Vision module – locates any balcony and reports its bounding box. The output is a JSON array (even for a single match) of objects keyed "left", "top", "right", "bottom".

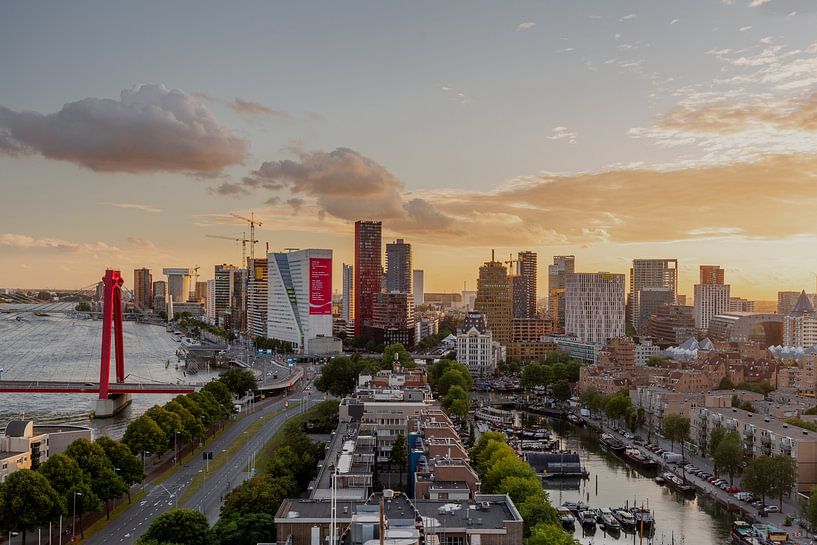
[{"left": 743, "top": 428, "right": 754, "bottom": 438}]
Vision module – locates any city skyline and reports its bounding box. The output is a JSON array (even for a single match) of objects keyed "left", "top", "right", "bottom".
[{"left": 3, "top": 1, "right": 817, "bottom": 298}]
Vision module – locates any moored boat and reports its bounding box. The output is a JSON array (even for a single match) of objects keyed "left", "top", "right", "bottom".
[
  {"left": 623, "top": 447, "right": 657, "bottom": 468},
  {"left": 595, "top": 507, "right": 621, "bottom": 531},
  {"left": 556, "top": 506, "right": 576, "bottom": 529},
  {"left": 599, "top": 433, "right": 625, "bottom": 453},
  {"left": 661, "top": 471, "right": 696, "bottom": 496},
  {"left": 629, "top": 506, "right": 655, "bottom": 531},
  {"left": 578, "top": 510, "right": 597, "bottom": 528},
  {"left": 612, "top": 508, "right": 636, "bottom": 530}
]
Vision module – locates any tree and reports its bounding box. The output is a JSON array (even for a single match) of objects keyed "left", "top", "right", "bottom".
[
  {"left": 201, "top": 380, "right": 235, "bottom": 414},
  {"left": 495, "top": 476, "right": 543, "bottom": 507},
  {"left": 471, "top": 431, "right": 506, "bottom": 466},
  {"left": 708, "top": 426, "right": 727, "bottom": 457},
  {"left": 212, "top": 512, "right": 276, "bottom": 545},
  {"left": 75, "top": 302, "right": 91, "bottom": 312},
  {"left": 521, "top": 363, "right": 553, "bottom": 388},
  {"left": 662, "top": 415, "right": 690, "bottom": 455},
  {"left": 646, "top": 355, "right": 666, "bottom": 367},
  {"left": 221, "top": 475, "right": 297, "bottom": 519},
  {"left": 803, "top": 485, "right": 817, "bottom": 531},
  {"left": 145, "top": 405, "right": 185, "bottom": 454},
  {"left": 483, "top": 456, "right": 537, "bottom": 492},
  {"left": 552, "top": 379, "right": 572, "bottom": 402},
  {"left": 315, "top": 356, "right": 381, "bottom": 397},
  {"left": 743, "top": 456, "right": 776, "bottom": 507},
  {"left": 123, "top": 415, "right": 166, "bottom": 458},
  {"left": 38, "top": 453, "right": 100, "bottom": 537},
  {"left": 713, "top": 431, "right": 743, "bottom": 485},
  {"left": 166, "top": 399, "right": 204, "bottom": 448},
  {"left": 770, "top": 455, "right": 798, "bottom": 509},
  {"left": 218, "top": 368, "right": 258, "bottom": 398},
  {"left": 96, "top": 436, "right": 144, "bottom": 503},
  {"left": 0, "top": 470, "right": 65, "bottom": 544},
  {"left": 525, "top": 522, "right": 576, "bottom": 545},
  {"left": 95, "top": 467, "right": 126, "bottom": 519},
  {"left": 138, "top": 509, "right": 213, "bottom": 545},
  {"left": 383, "top": 343, "right": 415, "bottom": 368},
  {"left": 718, "top": 377, "right": 735, "bottom": 390},
  {"left": 475, "top": 440, "right": 516, "bottom": 477},
  {"left": 390, "top": 433, "right": 407, "bottom": 487},
  {"left": 518, "top": 500, "right": 561, "bottom": 537},
  {"left": 65, "top": 438, "right": 110, "bottom": 478},
  {"left": 604, "top": 394, "right": 630, "bottom": 425}
]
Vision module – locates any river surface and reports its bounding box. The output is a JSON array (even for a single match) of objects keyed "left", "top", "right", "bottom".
[
  {"left": 540, "top": 416, "right": 734, "bottom": 545},
  {"left": 0, "top": 311, "right": 221, "bottom": 438}
]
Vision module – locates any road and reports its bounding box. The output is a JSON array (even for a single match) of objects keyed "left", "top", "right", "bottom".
[{"left": 88, "top": 366, "right": 318, "bottom": 544}]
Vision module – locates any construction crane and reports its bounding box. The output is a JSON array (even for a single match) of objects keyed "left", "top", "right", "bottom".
[
  {"left": 205, "top": 233, "right": 254, "bottom": 266},
  {"left": 505, "top": 253, "right": 518, "bottom": 276},
  {"left": 230, "top": 212, "right": 263, "bottom": 265},
  {"left": 191, "top": 265, "right": 201, "bottom": 300}
]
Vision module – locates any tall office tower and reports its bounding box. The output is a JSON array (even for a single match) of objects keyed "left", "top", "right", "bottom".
[
  {"left": 341, "top": 264, "right": 354, "bottom": 322},
  {"left": 372, "top": 291, "right": 415, "bottom": 348},
  {"left": 152, "top": 280, "right": 167, "bottom": 312},
  {"left": 694, "top": 265, "right": 731, "bottom": 330},
  {"left": 133, "top": 268, "right": 153, "bottom": 309},
  {"left": 267, "top": 249, "right": 333, "bottom": 353},
  {"left": 214, "top": 264, "right": 237, "bottom": 329},
  {"left": 565, "top": 272, "right": 626, "bottom": 344},
  {"left": 354, "top": 220, "right": 382, "bottom": 337},
  {"left": 162, "top": 268, "right": 194, "bottom": 303},
  {"left": 699, "top": 265, "right": 725, "bottom": 285},
  {"left": 474, "top": 251, "right": 512, "bottom": 346},
  {"left": 629, "top": 259, "right": 678, "bottom": 331},
  {"left": 193, "top": 281, "right": 207, "bottom": 303},
  {"left": 247, "top": 258, "right": 268, "bottom": 339},
  {"left": 385, "top": 239, "right": 412, "bottom": 293},
  {"left": 512, "top": 276, "right": 531, "bottom": 319},
  {"left": 413, "top": 270, "right": 424, "bottom": 306},
  {"left": 205, "top": 280, "right": 216, "bottom": 324},
  {"left": 547, "top": 255, "right": 575, "bottom": 329},
  {"left": 229, "top": 268, "right": 248, "bottom": 334},
  {"left": 638, "top": 287, "right": 674, "bottom": 332},
  {"left": 517, "top": 251, "right": 537, "bottom": 318}
]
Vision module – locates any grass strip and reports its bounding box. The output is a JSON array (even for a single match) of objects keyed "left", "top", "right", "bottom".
[{"left": 178, "top": 401, "right": 304, "bottom": 504}]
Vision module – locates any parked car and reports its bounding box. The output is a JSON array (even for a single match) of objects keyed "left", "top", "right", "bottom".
[
  {"left": 764, "top": 505, "right": 780, "bottom": 513},
  {"left": 726, "top": 486, "right": 740, "bottom": 494}
]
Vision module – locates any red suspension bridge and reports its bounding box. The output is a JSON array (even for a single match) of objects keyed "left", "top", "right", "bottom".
[{"left": 0, "top": 269, "right": 199, "bottom": 416}]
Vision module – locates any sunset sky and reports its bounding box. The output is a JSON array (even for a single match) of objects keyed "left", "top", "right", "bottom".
[{"left": 2, "top": 1, "right": 817, "bottom": 300}]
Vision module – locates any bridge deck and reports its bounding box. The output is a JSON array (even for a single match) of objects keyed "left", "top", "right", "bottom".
[{"left": 0, "top": 380, "right": 199, "bottom": 395}]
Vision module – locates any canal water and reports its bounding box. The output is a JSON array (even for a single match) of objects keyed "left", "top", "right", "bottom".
[
  {"left": 540, "top": 415, "right": 734, "bottom": 545},
  {"left": 0, "top": 312, "right": 221, "bottom": 438}
]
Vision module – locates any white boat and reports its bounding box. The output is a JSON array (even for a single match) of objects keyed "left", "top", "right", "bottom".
[{"left": 474, "top": 406, "right": 514, "bottom": 425}]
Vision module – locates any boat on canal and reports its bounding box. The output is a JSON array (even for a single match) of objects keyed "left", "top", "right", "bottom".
[
  {"left": 556, "top": 506, "right": 576, "bottom": 529},
  {"left": 595, "top": 507, "right": 622, "bottom": 532},
  {"left": 660, "top": 471, "right": 696, "bottom": 496},
  {"left": 623, "top": 446, "right": 658, "bottom": 469},
  {"left": 612, "top": 507, "right": 636, "bottom": 530},
  {"left": 561, "top": 500, "right": 588, "bottom": 515},
  {"left": 599, "top": 433, "right": 626, "bottom": 453},
  {"left": 577, "top": 510, "right": 597, "bottom": 529},
  {"left": 629, "top": 506, "right": 655, "bottom": 531}
]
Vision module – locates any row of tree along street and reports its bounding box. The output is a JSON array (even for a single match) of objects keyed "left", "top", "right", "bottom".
[
  {"left": 131, "top": 400, "right": 339, "bottom": 545},
  {"left": 0, "top": 368, "right": 257, "bottom": 544}
]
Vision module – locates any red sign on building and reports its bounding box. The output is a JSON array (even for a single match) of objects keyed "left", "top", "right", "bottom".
[{"left": 309, "top": 257, "right": 332, "bottom": 315}]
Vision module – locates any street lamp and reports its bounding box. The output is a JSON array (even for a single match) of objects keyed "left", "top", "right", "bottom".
[
  {"left": 174, "top": 431, "right": 181, "bottom": 466},
  {"left": 72, "top": 491, "right": 83, "bottom": 541}
]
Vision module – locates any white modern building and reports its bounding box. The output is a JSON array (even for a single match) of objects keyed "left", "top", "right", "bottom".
[
  {"left": 214, "top": 264, "right": 237, "bottom": 329},
  {"left": 342, "top": 263, "right": 354, "bottom": 321},
  {"left": 565, "top": 272, "right": 626, "bottom": 344},
  {"left": 162, "top": 268, "right": 195, "bottom": 304},
  {"left": 783, "top": 291, "right": 817, "bottom": 348},
  {"left": 456, "top": 311, "right": 504, "bottom": 377},
  {"left": 694, "top": 283, "right": 731, "bottom": 330},
  {"left": 413, "top": 269, "right": 424, "bottom": 306},
  {"left": 267, "top": 249, "right": 334, "bottom": 353}
]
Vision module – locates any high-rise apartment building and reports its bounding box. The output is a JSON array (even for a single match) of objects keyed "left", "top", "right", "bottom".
[
  {"left": 133, "top": 268, "right": 153, "bottom": 309},
  {"left": 354, "top": 221, "right": 382, "bottom": 337},
  {"left": 230, "top": 268, "right": 248, "bottom": 334},
  {"left": 341, "top": 264, "right": 354, "bottom": 322},
  {"left": 694, "top": 265, "right": 730, "bottom": 330},
  {"left": 783, "top": 291, "right": 817, "bottom": 348},
  {"left": 152, "top": 280, "right": 167, "bottom": 312},
  {"left": 162, "top": 268, "right": 195, "bottom": 303},
  {"left": 565, "top": 272, "right": 626, "bottom": 344},
  {"left": 474, "top": 251, "right": 512, "bottom": 346},
  {"left": 413, "top": 270, "right": 424, "bottom": 306},
  {"left": 548, "top": 255, "right": 575, "bottom": 329},
  {"left": 385, "top": 239, "right": 412, "bottom": 293},
  {"left": 729, "top": 297, "right": 755, "bottom": 313},
  {"left": 512, "top": 276, "right": 531, "bottom": 319},
  {"left": 516, "top": 251, "right": 537, "bottom": 318},
  {"left": 267, "top": 249, "right": 333, "bottom": 353},
  {"left": 247, "top": 258, "right": 268, "bottom": 339},
  {"left": 629, "top": 259, "right": 677, "bottom": 331},
  {"left": 372, "top": 291, "right": 415, "bottom": 348},
  {"left": 214, "top": 264, "right": 237, "bottom": 329}
]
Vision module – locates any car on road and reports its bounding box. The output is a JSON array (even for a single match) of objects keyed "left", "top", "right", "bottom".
[{"left": 763, "top": 505, "right": 780, "bottom": 513}]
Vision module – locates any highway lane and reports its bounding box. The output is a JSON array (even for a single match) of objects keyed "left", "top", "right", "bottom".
[{"left": 88, "top": 366, "right": 318, "bottom": 544}]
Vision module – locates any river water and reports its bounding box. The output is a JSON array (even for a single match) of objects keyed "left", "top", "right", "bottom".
[
  {"left": 0, "top": 311, "right": 221, "bottom": 438},
  {"left": 540, "top": 416, "right": 734, "bottom": 545}
]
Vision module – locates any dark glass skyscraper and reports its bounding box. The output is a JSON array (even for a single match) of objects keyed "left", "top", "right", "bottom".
[{"left": 354, "top": 220, "right": 382, "bottom": 337}]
